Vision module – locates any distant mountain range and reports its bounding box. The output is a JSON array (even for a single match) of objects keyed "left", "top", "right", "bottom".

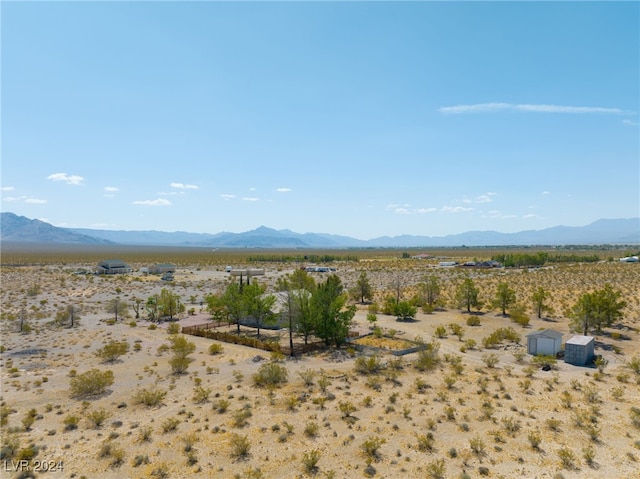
[{"left": 1, "top": 212, "right": 638, "bottom": 248}]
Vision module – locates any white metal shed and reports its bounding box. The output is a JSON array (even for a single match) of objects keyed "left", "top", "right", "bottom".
[{"left": 526, "top": 329, "right": 563, "bottom": 356}]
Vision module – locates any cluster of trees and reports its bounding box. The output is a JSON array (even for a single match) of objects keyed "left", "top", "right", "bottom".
[
  {"left": 569, "top": 284, "right": 627, "bottom": 335},
  {"left": 205, "top": 270, "right": 356, "bottom": 351},
  {"left": 491, "top": 251, "right": 601, "bottom": 267}
]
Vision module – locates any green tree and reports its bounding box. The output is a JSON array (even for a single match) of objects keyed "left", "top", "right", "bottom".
[
  {"left": 312, "top": 274, "right": 356, "bottom": 347},
  {"left": 105, "top": 297, "right": 128, "bottom": 322},
  {"left": 242, "top": 281, "right": 276, "bottom": 339},
  {"left": 275, "top": 268, "right": 316, "bottom": 292},
  {"left": 570, "top": 284, "right": 626, "bottom": 335},
  {"left": 455, "top": 278, "right": 482, "bottom": 313},
  {"left": 493, "top": 282, "right": 516, "bottom": 316},
  {"left": 592, "top": 283, "right": 626, "bottom": 332},
  {"left": 532, "top": 286, "right": 551, "bottom": 319},
  {"left": 350, "top": 271, "right": 374, "bottom": 304},
  {"left": 145, "top": 296, "right": 158, "bottom": 321},
  {"left": 221, "top": 282, "right": 245, "bottom": 333},
  {"left": 157, "top": 288, "right": 184, "bottom": 320},
  {"left": 278, "top": 273, "right": 316, "bottom": 354},
  {"left": 204, "top": 293, "right": 228, "bottom": 326}
]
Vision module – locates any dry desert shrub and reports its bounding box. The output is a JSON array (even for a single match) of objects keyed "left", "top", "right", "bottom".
[
  {"left": 132, "top": 386, "right": 167, "bottom": 407},
  {"left": 69, "top": 369, "right": 114, "bottom": 398}
]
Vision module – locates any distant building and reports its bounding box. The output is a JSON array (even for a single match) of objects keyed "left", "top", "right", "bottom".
[
  {"left": 149, "top": 263, "right": 176, "bottom": 274},
  {"left": 565, "top": 335, "right": 595, "bottom": 366},
  {"left": 96, "top": 259, "right": 131, "bottom": 275},
  {"left": 526, "top": 329, "right": 563, "bottom": 356}
]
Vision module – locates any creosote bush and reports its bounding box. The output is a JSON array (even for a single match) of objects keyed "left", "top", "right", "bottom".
[
  {"left": 70, "top": 369, "right": 115, "bottom": 398},
  {"left": 95, "top": 340, "right": 129, "bottom": 363},
  {"left": 252, "top": 362, "right": 288, "bottom": 387},
  {"left": 132, "top": 386, "right": 167, "bottom": 407}
]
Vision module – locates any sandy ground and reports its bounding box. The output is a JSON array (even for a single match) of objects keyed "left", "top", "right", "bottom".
[{"left": 1, "top": 263, "right": 640, "bottom": 479}]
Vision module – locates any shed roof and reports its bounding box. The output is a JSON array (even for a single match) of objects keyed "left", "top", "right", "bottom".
[
  {"left": 525, "top": 329, "right": 563, "bottom": 340},
  {"left": 566, "top": 335, "right": 594, "bottom": 346}
]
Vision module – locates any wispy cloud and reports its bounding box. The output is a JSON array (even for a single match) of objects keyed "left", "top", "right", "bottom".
[
  {"left": 220, "top": 194, "right": 236, "bottom": 200},
  {"left": 132, "top": 198, "right": 171, "bottom": 206},
  {"left": 541, "top": 191, "right": 551, "bottom": 195},
  {"left": 1, "top": 186, "right": 15, "bottom": 192},
  {"left": 242, "top": 197, "right": 259, "bottom": 202},
  {"left": 104, "top": 186, "right": 119, "bottom": 192},
  {"left": 3, "top": 195, "right": 47, "bottom": 204},
  {"left": 462, "top": 192, "right": 496, "bottom": 204},
  {"left": 441, "top": 206, "right": 474, "bottom": 213},
  {"left": 171, "top": 182, "right": 199, "bottom": 190},
  {"left": 622, "top": 119, "right": 639, "bottom": 126},
  {"left": 387, "top": 203, "right": 473, "bottom": 215},
  {"left": 439, "top": 103, "right": 629, "bottom": 115},
  {"left": 276, "top": 187, "right": 292, "bottom": 193},
  {"left": 47, "top": 172, "right": 85, "bottom": 185}
]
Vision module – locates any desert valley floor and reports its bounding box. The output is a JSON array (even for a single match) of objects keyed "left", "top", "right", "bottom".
[{"left": 1, "top": 252, "right": 639, "bottom": 479}]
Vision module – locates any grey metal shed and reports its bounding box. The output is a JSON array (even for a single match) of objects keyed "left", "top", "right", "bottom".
[{"left": 564, "top": 335, "right": 595, "bottom": 366}]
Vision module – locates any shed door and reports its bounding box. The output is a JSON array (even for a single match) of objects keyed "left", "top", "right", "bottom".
[{"left": 537, "top": 338, "right": 555, "bottom": 356}]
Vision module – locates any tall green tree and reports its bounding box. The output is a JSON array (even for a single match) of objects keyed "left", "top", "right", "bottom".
[
  {"left": 455, "top": 277, "right": 482, "bottom": 313},
  {"left": 592, "top": 283, "right": 626, "bottom": 332},
  {"left": 349, "top": 271, "right": 374, "bottom": 304},
  {"left": 493, "top": 282, "right": 516, "bottom": 316},
  {"left": 242, "top": 281, "right": 276, "bottom": 339},
  {"left": 157, "top": 288, "right": 184, "bottom": 320},
  {"left": 278, "top": 272, "right": 316, "bottom": 354},
  {"left": 204, "top": 293, "right": 228, "bottom": 326},
  {"left": 221, "top": 282, "right": 246, "bottom": 333},
  {"left": 312, "top": 274, "right": 356, "bottom": 347},
  {"left": 570, "top": 292, "right": 597, "bottom": 336},
  {"left": 531, "top": 286, "right": 551, "bottom": 319},
  {"left": 569, "top": 284, "right": 626, "bottom": 335}
]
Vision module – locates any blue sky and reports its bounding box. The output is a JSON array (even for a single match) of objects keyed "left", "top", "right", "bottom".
[{"left": 2, "top": 1, "right": 638, "bottom": 240}]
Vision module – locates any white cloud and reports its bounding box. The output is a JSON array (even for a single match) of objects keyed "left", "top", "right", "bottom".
[
  {"left": 276, "top": 188, "right": 292, "bottom": 193},
  {"left": 439, "top": 103, "right": 629, "bottom": 115},
  {"left": 523, "top": 213, "right": 541, "bottom": 219},
  {"left": 622, "top": 119, "right": 640, "bottom": 126},
  {"left": 461, "top": 192, "right": 495, "bottom": 204},
  {"left": 3, "top": 195, "right": 47, "bottom": 204},
  {"left": 47, "top": 172, "right": 85, "bottom": 185},
  {"left": 220, "top": 194, "right": 235, "bottom": 200},
  {"left": 132, "top": 198, "right": 171, "bottom": 206},
  {"left": 416, "top": 207, "right": 438, "bottom": 214},
  {"left": 394, "top": 208, "right": 411, "bottom": 215},
  {"left": 104, "top": 186, "right": 119, "bottom": 192},
  {"left": 441, "top": 206, "right": 474, "bottom": 213},
  {"left": 242, "top": 197, "right": 259, "bottom": 202},
  {"left": 541, "top": 191, "right": 551, "bottom": 195},
  {"left": 1, "top": 186, "right": 15, "bottom": 192},
  {"left": 171, "top": 182, "right": 199, "bottom": 190}
]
